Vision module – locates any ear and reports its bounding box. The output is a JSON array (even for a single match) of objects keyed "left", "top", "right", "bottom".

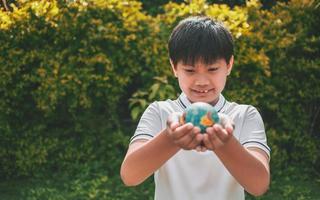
[
  {"left": 227, "top": 55, "right": 234, "bottom": 76},
  {"left": 170, "top": 59, "right": 178, "bottom": 77}
]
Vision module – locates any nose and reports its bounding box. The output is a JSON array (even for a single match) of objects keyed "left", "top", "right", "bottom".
[{"left": 194, "top": 74, "right": 210, "bottom": 87}]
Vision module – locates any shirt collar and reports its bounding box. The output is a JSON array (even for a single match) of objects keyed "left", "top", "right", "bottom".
[{"left": 178, "top": 92, "right": 226, "bottom": 112}]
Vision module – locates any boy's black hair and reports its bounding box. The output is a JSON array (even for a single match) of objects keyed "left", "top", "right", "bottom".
[{"left": 168, "top": 16, "right": 234, "bottom": 66}]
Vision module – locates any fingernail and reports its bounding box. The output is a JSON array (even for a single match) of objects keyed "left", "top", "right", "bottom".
[{"left": 186, "top": 123, "right": 193, "bottom": 129}]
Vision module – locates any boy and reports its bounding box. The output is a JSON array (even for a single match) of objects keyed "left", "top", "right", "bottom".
[{"left": 120, "top": 16, "right": 270, "bottom": 200}]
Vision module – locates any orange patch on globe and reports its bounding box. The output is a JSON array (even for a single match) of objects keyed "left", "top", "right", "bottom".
[{"left": 200, "top": 114, "right": 214, "bottom": 126}]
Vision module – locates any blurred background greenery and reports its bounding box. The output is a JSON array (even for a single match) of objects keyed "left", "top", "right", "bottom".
[{"left": 0, "top": 0, "right": 319, "bottom": 199}]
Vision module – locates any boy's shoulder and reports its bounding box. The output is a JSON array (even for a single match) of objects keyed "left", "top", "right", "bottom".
[
  {"left": 224, "top": 100, "right": 262, "bottom": 118},
  {"left": 225, "top": 101, "right": 256, "bottom": 111},
  {"left": 150, "top": 98, "right": 182, "bottom": 113},
  {"left": 142, "top": 99, "right": 182, "bottom": 125}
]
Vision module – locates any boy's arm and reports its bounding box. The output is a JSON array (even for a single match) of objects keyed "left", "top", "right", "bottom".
[
  {"left": 120, "top": 128, "right": 179, "bottom": 186},
  {"left": 204, "top": 125, "right": 270, "bottom": 196},
  {"left": 120, "top": 122, "right": 202, "bottom": 186}
]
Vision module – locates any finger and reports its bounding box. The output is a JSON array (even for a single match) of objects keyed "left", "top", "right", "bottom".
[
  {"left": 167, "top": 112, "right": 183, "bottom": 127},
  {"left": 202, "top": 133, "right": 214, "bottom": 150},
  {"left": 171, "top": 123, "right": 194, "bottom": 140},
  {"left": 195, "top": 144, "right": 207, "bottom": 152},
  {"left": 169, "top": 122, "right": 180, "bottom": 131},
  {"left": 208, "top": 130, "right": 225, "bottom": 148},
  {"left": 181, "top": 128, "right": 203, "bottom": 150},
  {"left": 185, "top": 127, "right": 201, "bottom": 148},
  {"left": 176, "top": 137, "right": 194, "bottom": 150},
  {"left": 207, "top": 127, "right": 221, "bottom": 145},
  {"left": 218, "top": 113, "right": 234, "bottom": 129},
  {"left": 195, "top": 132, "right": 204, "bottom": 143},
  {"left": 195, "top": 146, "right": 202, "bottom": 152},
  {"left": 174, "top": 126, "right": 197, "bottom": 147},
  {"left": 192, "top": 126, "right": 201, "bottom": 134},
  {"left": 206, "top": 127, "right": 215, "bottom": 135},
  {"left": 176, "top": 126, "right": 202, "bottom": 150},
  {"left": 225, "top": 125, "right": 234, "bottom": 135},
  {"left": 190, "top": 134, "right": 205, "bottom": 151},
  {"left": 213, "top": 124, "right": 230, "bottom": 142},
  {"left": 187, "top": 131, "right": 204, "bottom": 149},
  {"left": 200, "top": 145, "right": 207, "bottom": 152}
]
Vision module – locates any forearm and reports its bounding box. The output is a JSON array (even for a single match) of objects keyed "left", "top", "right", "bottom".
[
  {"left": 214, "top": 136, "right": 270, "bottom": 196},
  {"left": 120, "top": 129, "right": 180, "bottom": 186}
]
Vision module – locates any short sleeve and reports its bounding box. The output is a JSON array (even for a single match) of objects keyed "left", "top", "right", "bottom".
[
  {"left": 130, "top": 102, "right": 162, "bottom": 144},
  {"left": 239, "top": 106, "right": 271, "bottom": 159}
]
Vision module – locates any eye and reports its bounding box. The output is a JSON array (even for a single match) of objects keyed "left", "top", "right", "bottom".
[
  {"left": 208, "top": 67, "right": 218, "bottom": 72},
  {"left": 184, "top": 69, "right": 195, "bottom": 73}
]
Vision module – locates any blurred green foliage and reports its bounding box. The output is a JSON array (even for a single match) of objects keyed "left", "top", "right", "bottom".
[
  {"left": 0, "top": 0, "right": 159, "bottom": 177},
  {"left": 0, "top": 0, "right": 319, "bottom": 199}
]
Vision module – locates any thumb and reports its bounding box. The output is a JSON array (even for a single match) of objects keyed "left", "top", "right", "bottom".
[
  {"left": 167, "top": 112, "right": 184, "bottom": 129},
  {"left": 218, "top": 113, "right": 234, "bottom": 131}
]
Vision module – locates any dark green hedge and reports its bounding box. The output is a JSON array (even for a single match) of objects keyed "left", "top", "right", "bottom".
[{"left": 0, "top": 0, "right": 158, "bottom": 177}]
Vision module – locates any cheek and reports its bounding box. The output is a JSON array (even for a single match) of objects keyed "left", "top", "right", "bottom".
[
  {"left": 217, "top": 75, "right": 226, "bottom": 82},
  {"left": 214, "top": 75, "right": 228, "bottom": 88},
  {"left": 177, "top": 76, "right": 187, "bottom": 87},
  {"left": 177, "top": 74, "right": 192, "bottom": 89}
]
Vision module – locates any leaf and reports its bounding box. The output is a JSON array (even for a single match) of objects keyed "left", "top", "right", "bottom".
[
  {"left": 131, "top": 106, "right": 142, "bottom": 120},
  {"left": 148, "top": 83, "right": 160, "bottom": 100}
]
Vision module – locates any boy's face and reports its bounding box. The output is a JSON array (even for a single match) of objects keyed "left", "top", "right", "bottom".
[{"left": 171, "top": 57, "right": 233, "bottom": 105}]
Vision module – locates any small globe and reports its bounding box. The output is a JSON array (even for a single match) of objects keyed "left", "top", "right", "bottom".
[{"left": 185, "top": 102, "right": 220, "bottom": 133}]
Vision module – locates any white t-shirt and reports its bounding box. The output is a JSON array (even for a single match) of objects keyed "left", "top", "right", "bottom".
[{"left": 130, "top": 93, "right": 270, "bottom": 200}]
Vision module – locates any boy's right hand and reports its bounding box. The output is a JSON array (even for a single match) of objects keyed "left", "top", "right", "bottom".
[{"left": 166, "top": 112, "right": 203, "bottom": 150}]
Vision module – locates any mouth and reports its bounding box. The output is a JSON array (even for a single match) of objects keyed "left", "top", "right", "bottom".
[{"left": 191, "top": 88, "right": 214, "bottom": 94}]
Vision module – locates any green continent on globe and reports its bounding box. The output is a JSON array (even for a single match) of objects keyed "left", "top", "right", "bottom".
[{"left": 185, "top": 102, "right": 220, "bottom": 133}]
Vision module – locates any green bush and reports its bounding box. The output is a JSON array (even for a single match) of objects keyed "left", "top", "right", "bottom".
[
  {"left": 0, "top": 0, "right": 160, "bottom": 177},
  {"left": 22, "top": 159, "right": 155, "bottom": 200},
  {"left": 247, "top": 0, "right": 320, "bottom": 169}
]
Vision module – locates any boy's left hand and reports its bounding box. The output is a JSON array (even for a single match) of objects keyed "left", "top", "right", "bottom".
[{"left": 202, "top": 113, "right": 234, "bottom": 151}]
